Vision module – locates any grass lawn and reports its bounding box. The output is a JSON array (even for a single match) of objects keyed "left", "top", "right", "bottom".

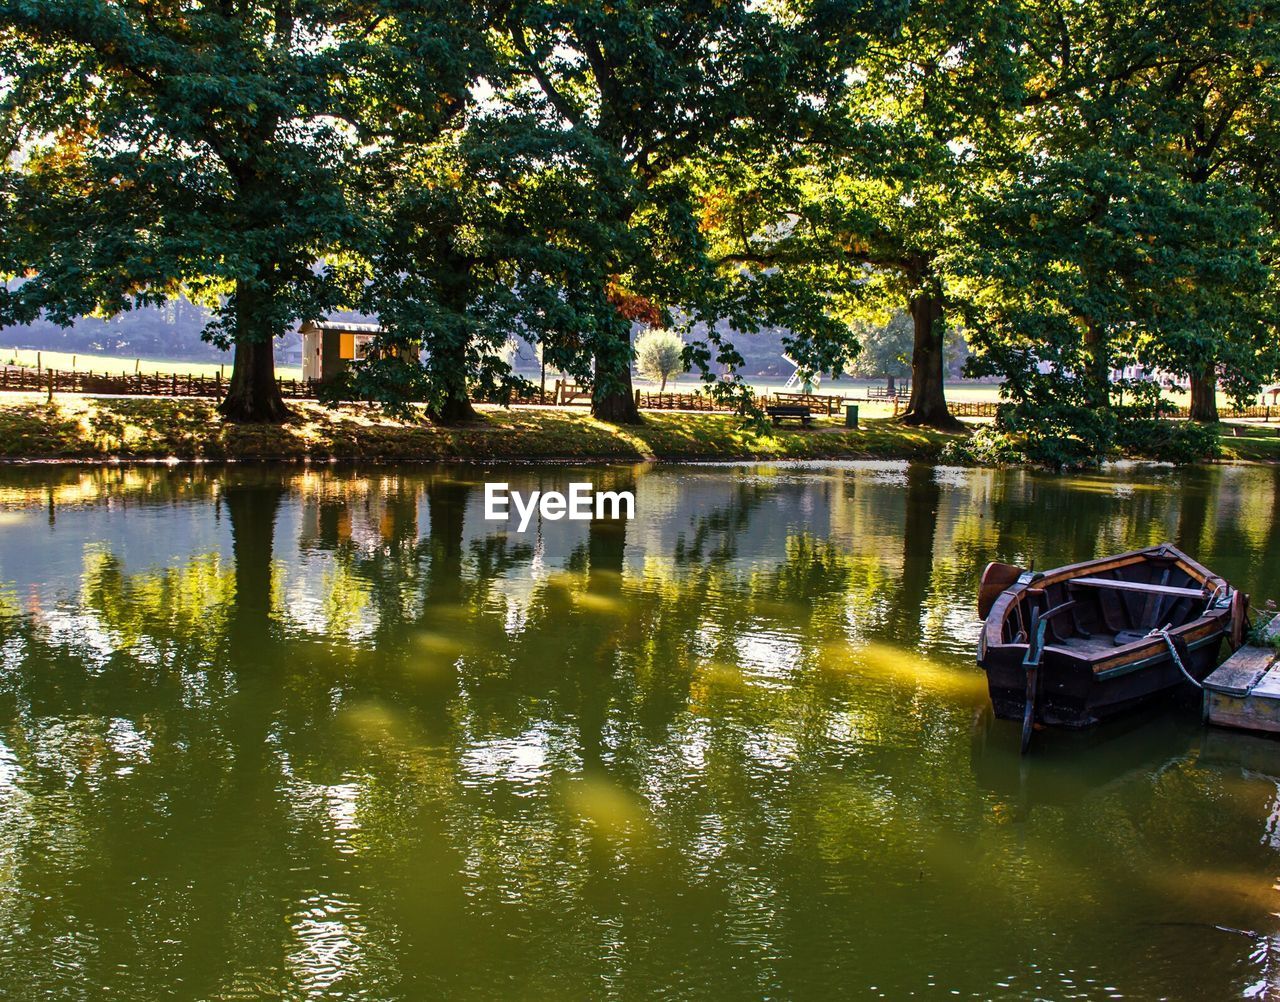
[
  {"left": 0, "top": 394, "right": 965, "bottom": 463},
  {"left": 1218, "top": 422, "right": 1280, "bottom": 463},
  {"left": 0, "top": 347, "right": 304, "bottom": 382}
]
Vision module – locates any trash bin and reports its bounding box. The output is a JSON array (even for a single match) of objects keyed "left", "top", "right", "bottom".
[{"left": 845, "top": 404, "right": 859, "bottom": 429}]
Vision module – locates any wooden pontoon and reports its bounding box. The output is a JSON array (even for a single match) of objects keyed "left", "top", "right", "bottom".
[{"left": 977, "top": 543, "right": 1245, "bottom": 752}]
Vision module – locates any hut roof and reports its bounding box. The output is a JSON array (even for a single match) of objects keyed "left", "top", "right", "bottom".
[{"left": 300, "top": 320, "right": 384, "bottom": 334}]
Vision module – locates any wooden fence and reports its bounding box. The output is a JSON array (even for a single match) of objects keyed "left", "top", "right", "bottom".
[
  {"left": 638, "top": 391, "right": 752, "bottom": 412},
  {"left": 0, "top": 364, "right": 318, "bottom": 399},
  {"left": 6, "top": 362, "right": 1274, "bottom": 423},
  {"left": 1168, "top": 405, "right": 1276, "bottom": 421},
  {"left": 772, "top": 391, "right": 846, "bottom": 416},
  {"left": 948, "top": 400, "right": 1001, "bottom": 418}
]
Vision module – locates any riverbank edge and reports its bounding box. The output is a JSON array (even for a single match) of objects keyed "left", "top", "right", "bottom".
[
  {"left": 0, "top": 395, "right": 963, "bottom": 464},
  {"left": 0, "top": 395, "right": 1277, "bottom": 465}
]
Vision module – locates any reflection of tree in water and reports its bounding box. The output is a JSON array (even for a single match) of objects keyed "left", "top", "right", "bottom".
[
  {"left": 672, "top": 478, "right": 772, "bottom": 566},
  {"left": 0, "top": 474, "right": 344, "bottom": 995},
  {"left": 888, "top": 463, "right": 940, "bottom": 646}
]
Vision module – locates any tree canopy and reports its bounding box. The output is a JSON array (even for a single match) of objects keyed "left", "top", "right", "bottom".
[{"left": 635, "top": 328, "right": 684, "bottom": 391}]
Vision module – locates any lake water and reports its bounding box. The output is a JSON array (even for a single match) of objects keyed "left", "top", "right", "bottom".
[{"left": 1, "top": 461, "right": 1279, "bottom": 1000}]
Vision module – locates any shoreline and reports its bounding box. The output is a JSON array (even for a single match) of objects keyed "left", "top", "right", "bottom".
[
  {"left": 0, "top": 394, "right": 963, "bottom": 465},
  {"left": 0, "top": 393, "right": 1277, "bottom": 466}
]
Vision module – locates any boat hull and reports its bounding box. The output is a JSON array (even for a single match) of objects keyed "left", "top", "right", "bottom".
[{"left": 981, "top": 623, "right": 1226, "bottom": 727}]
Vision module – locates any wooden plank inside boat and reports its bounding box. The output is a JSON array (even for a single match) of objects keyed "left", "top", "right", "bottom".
[{"left": 1068, "top": 578, "right": 1208, "bottom": 598}]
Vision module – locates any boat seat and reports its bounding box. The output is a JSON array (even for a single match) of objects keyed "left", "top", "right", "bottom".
[
  {"left": 1114, "top": 629, "right": 1149, "bottom": 646},
  {"left": 1067, "top": 578, "right": 1206, "bottom": 599}
]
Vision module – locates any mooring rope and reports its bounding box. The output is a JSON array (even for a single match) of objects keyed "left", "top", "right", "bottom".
[{"left": 1149, "top": 623, "right": 1202, "bottom": 690}]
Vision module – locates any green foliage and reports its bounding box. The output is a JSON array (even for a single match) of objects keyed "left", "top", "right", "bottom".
[
  {"left": 695, "top": 0, "right": 1029, "bottom": 427},
  {"left": 480, "top": 0, "right": 900, "bottom": 420},
  {"left": 943, "top": 417, "right": 1221, "bottom": 469},
  {"left": 945, "top": 376, "right": 1221, "bottom": 468},
  {"left": 635, "top": 329, "right": 685, "bottom": 390},
  {"left": 1113, "top": 415, "right": 1222, "bottom": 466},
  {"left": 1247, "top": 612, "right": 1280, "bottom": 651},
  {"left": 939, "top": 426, "right": 1026, "bottom": 467},
  {"left": 848, "top": 311, "right": 970, "bottom": 384},
  {"left": 957, "top": 0, "right": 1280, "bottom": 439}
]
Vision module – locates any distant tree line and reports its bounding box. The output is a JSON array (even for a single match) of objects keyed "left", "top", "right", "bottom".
[
  {"left": 0, "top": 292, "right": 248, "bottom": 362},
  {"left": 1, "top": 0, "right": 1277, "bottom": 453}
]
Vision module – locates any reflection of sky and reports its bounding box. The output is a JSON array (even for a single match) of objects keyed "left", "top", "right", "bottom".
[{"left": 0, "top": 500, "right": 234, "bottom": 599}]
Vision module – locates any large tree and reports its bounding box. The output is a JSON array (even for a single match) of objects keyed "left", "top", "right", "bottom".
[
  {"left": 335, "top": 112, "right": 641, "bottom": 422},
  {"left": 1155, "top": 2, "right": 1280, "bottom": 421},
  {"left": 0, "top": 0, "right": 492, "bottom": 421},
  {"left": 496, "top": 0, "right": 892, "bottom": 423},
  {"left": 703, "top": 0, "right": 1028, "bottom": 430}
]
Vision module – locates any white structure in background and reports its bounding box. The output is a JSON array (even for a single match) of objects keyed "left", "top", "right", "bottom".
[
  {"left": 1033, "top": 358, "right": 1189, "bottom": 390},
  {"left": 781, "top": 354, "right": 820, "bottom": 393}
]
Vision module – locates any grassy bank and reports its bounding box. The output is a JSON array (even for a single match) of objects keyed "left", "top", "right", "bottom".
[
  {"left": 0, "top": 395, "right": 962, "bottom": 463},
  {"left": 1, "top": 394, "right": 1277, "bottom": 465}
]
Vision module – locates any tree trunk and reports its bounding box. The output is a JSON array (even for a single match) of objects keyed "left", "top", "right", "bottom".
[
  {"left": 1082, "top": 319, "right": 1110, "bottom": 410},
  {"left": 886, "top": 374, "right": 896, "bottom": 396},
  {"left": 429, "top": 337, "right": 477, "bottom": 424},
  {"left": 432, "top": 391, "right": 478, "bottom": 424},
  {"left": 892, "top": 463, "right": 941, "bottom": 646},
  {"left": 591, "top": 329, "right": 640, "bottom": 424},
  {"left": 659, "top": 374, "right": 667, "bottom": 392},
  {"left": 1189, "top": 366, "right": 1219, "bottom": 423},
  {"left": 425, "top": 475, "right": 470, "bottom": 606},
  {"left": 223, "top": 473, "right": 285, "bottom": 775},
  {"left": 218, "top": 280, "right": 291, "bottom": 423},
  {"left": 899, "top": 274, "right": 960, "bottom": 430}
]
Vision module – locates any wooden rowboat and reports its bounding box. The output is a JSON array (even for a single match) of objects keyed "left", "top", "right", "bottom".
[{"left": 976, "top": 543, "right": 1246, "bottom": 752}]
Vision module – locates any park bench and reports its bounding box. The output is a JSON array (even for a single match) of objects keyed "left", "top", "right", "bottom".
[{"left": 766, "top": 404, "right": 813, "bottom": 427}]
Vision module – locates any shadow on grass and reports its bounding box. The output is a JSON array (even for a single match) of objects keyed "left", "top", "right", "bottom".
[
  {"left": 0, "top": 402, "right": 87, "bottom": 457},
  {"left": 0, "top": 397, "right": 970, "bottom": 463}
]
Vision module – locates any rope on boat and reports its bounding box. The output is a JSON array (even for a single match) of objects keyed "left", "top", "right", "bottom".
[
  {"left": 1202, "top": 583, "right": 1226, "bottom": 618},
  {"left": 1149, "top": 623, "right": 1202, "bottom": 690}
]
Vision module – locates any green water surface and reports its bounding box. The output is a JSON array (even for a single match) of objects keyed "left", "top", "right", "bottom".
[{"left": 1, "top": 461, "right": 1279, "bottom": 1000}]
